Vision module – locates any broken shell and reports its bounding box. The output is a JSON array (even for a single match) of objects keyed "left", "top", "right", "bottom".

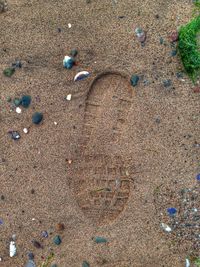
[
  {"left": 66, "top": 94, "right": 72, "bottom": 101},
  {"left": 161, "top": 223, "right": 172, "bottom": 232},
  {"left": 74, "top": 71, "right": 90, "bottom": 82},
  {"left": 9, "top": 241, "right": 16, "bottom": 257}
]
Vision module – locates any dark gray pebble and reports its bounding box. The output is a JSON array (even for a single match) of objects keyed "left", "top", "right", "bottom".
[
  {"left": 171, "top": 50, "right": 177, "bottom": 57},
  {"left": 163, "top": 79, "right": 172, "bottom": 87},
  {"left": 12, "top": 60, "right": 22, "bottom": 68},
  {"left": 32, "top": 112, "right": 43, "bottom": 125},
  {"left": 70, "top": 49, "right": 78, "bottom": 57},
  {"left": 9, "top": 131, "right": 21, "bottom": 140}
]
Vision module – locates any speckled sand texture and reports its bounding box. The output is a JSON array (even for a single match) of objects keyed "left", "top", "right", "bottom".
[{"left": 0, "top": 0, "right": 199, "bottom": 266}]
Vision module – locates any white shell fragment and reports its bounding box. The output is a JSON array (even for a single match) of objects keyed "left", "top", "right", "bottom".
[
  {"left": 185, "top": 258, "right": 190, "bottom": 267},
  {"left": 161, "top": 223, "right": 172, "bottom": 233},
  {"left": 74, "top": 71, "right": 90, "bottom": 82},
  {"left": 68, "top": 23, "right": 72, "bottom": 28},
  {"left": 9, "top": 241, "right": 16, "bottom": 257},
  {"left": 66, "top": 94, "right": 72, "bottom": 101},
  {"left": 16, "top": 107, "right": 22, "bottom": 114},
  {"left": 23, "top": 128, "right": 29, "bottom": 134}
]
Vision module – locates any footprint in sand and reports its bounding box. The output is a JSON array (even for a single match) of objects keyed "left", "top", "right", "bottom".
[{"left": 71, "top": 72, "right": 134, "bottom": 226}]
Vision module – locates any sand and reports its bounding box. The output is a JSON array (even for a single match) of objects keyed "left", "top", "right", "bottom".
[{"left": 0, "top": 0, "right": 199, "bottom": 266}]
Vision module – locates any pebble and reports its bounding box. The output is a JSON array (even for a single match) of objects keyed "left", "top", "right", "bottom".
[
  {"left": 32, "top": 112, "right": 43, "bottom": 125},
  {"left": 3, "top": 67, "right": 15, "bottom": 77},
  {"left": 66, "top": 94, "right": 72, "bottom": 101},
  {"left": 12, "top": 60, "right": 22, "bottom": 68},
  {"left": 13, "top": 98, "right": 21, "bottom": 107},
  {"left": 135, "top": 27, "right": 146, "bottom": 43},
  {"left": 7, "top": 97, "right": 11, "bottom": 102},
  {"left": 12, "top": 234, "right": 16, "bottom": 241},
  {"left": 9, "top": 131, "right": 21, "bottom": 140},
  {"left": 63, "top": 56, "right": 75, "bottom": 69},
  {"left": 93, "top": 236, "right": 108, "bottom": 243},
  {"left": 159, "top": 37, "right": 164, "bottom": 44},
  {"left": 167, "top": 207, "right": 177, "bottom": 216},
  {"left": 41, "top": 231, "right": 48, "bottom": 238},
  {"left": 163, "top": 79, "right": 172, "bottom": 87},
  {"left": 193, "top": 86, "right": 200, "bottom": 93},
  {"left": 0, "top": 219, "right": 3, "bottom": 225},
  {"left": 56, "top": 223, "right": 65, "bottom": 232},
  {"left": 68, "top": 23, "right": 72, "bottom": 28},
  {"left": 82, "top": 261, "right": 90, "bottom": 267},
  {"left": 176, "top": 72, "right": 184, "bottom": 79},
  {"left": 51, "top": 265, "right": 57, "bottom": 267},
  {"left": 23, "top": 128, "right": 29, "bottom": 134},
  {"left": 25, "top": 260, "right": 36, "bottom": 267},
  {"left": 196, "top": 173, "right": 200, "bottom": 181},
  {"left": 53, "top": 235, "right": 62, "bottom": 245},
  {"left": 155, "top": 117, "right": 161, "bottom": 124},
  {"left": 70, "top": 49, "right": 78, "bottom": 57},
  {"left": 16, "top": 107, "right": 22, "bottom": 114},
  {"left": 170, "top": 31, "right": 179, "bottom": 42},
  {"left": 28, "top": 252, "right": 34, "bottom": 260},
  {"left": 171, "top": 50, "right": 177, "bottom": 57},
  {"left": 21, "top": 95, "right": 31, "bottom": 108},
  {"left": 130, "top": 75, "right": 139, "bottom": 87}
]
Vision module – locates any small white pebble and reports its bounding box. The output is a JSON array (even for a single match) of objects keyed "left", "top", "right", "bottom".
[
  {"left": 66, "top": 94, "right": 72, "bottom": 101},
  {"left": 23, "top": 128, "right": 29, "bottom": 134},
  {"left": 32, "top": 218, "right": 36, "bottom": 221},
  {"left": 16, "top": 107, "right": 22, "bottom": 114},
  {"left": 54, "top": 121, "right": 58, "bottom": 125},
  {"left": 0, "top": 257, "right": 2, "bottom": 261},
  {"left": 68, "top": 23, "right": 72, "bottom": 28}
]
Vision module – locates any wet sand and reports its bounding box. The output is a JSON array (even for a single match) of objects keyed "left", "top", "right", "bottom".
[{"left": 0, "top": 0, "right": 199, "bottom": 266}]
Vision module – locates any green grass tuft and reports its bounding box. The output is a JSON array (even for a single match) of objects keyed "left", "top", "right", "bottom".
[
  {"left": 178, "top": 16, "right": 200, "bottom": 82},
  {"left": 178, "top": 2, "right": 200, "bottom": 83}
]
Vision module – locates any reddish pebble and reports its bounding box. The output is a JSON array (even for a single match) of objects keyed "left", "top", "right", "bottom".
[
  {"left": 170, "top": 31, "right": 179, "bottom": 42},
  {"left": 56, "top": 223, "right": 65, "bottom": 231},
  {"left": 193, "top": 86, "right": 200, "bottom": 93}
]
